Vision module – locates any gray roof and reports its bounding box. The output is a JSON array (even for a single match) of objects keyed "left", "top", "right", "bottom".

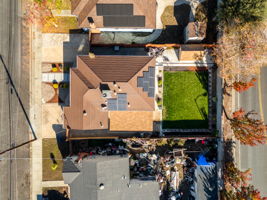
[
  {"left": 195, "top": 164, "right": 217, "bottom": 200},
  {"left": 182, "top": 163, "right": 217, "bottom": 200},
  {"left": 63, "top": 156, "right": 159, "bottom": 200}
]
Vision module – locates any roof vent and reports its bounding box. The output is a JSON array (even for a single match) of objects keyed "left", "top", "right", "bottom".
[
  {"left": 99, "top": 183, "right": 104, "bottom": 190},
  {"left": 83, "top": 110, "right": 87, "bottom": 116}
]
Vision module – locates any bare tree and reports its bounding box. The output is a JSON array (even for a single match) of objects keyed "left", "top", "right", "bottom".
[{"left": 214, "top": 22, "right": 267, "bottom": 83}]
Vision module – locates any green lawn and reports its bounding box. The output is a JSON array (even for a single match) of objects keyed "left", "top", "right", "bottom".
[
  {"left": 163, "top": 71, "right": 209, "bottom": 129},
  {"left": 42, "top": 16, "right": 78, "bottom": 33},
  {"left": 42, "top": 138, "right": 63, "bottom": 181}
]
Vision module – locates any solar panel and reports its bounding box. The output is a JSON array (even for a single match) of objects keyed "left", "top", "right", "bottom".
[
  {"left": 117, "top": 93, "right": 127, "bottom": 100},
  {"left": 107, "top": 99, "right": 117, "bottom": 110},
  {"left": 137, "top": 77, "right": 143, "bottom": 87},
  {"left": 149, "top": 67, "right": 155, "bottom": 77},
  {"left": 103, "top": 16, "right": 145, "bottom": 27},
  {"left": 148, "top": 87, "right": 155, "bottom": 97},
  {"left": 143, "top": 82, "right": 149, "bottom": 92},
  {"left": 118, "top": 103, "right": 127, "bottom": 111},
  {"left": 107, "top": 94, "right": 127, "bottom": 111},
  {"left": 149, "top": 78, "right": 155, "bottom": 87},
  {"left": 96, "top": 4, "right": 133, "bottom": 16},
  {"left": 143, "top": 71, "right": 149, "bottom": 80}
]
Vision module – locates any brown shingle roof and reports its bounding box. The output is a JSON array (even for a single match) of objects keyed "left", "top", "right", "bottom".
[
  {"left": 64, "top": 55, "right": 156, "bottom": 132},
  {"left": 71, "top": 0, "right": 156, "bottom": 29},
  {"left": 79, "top": 55, "right": 153, "bottom": 82}
]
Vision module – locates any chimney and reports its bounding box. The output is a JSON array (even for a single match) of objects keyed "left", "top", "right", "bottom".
[
  {"left": 113, "top": 81, "right": 117, "bottom": 87},
  {"left": 118, "top": 86, "right": 122, "bottom": 92}
]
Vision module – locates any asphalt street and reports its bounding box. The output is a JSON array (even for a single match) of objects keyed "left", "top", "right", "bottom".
[
  {"left": 0, "top": 0, "right": 31, "bottom": 199},
  {"left": 236, "top": 67, "right": 267, "bottom": 196}
]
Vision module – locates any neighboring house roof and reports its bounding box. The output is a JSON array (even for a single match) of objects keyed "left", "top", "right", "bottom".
[
  {"left": 63, "top": 156, "right": 159, "bottom": 200},
  {"left": 71, "top": 0, "right": 156, "bottom": 29},
  {"left": 64, "top": 55, "right": 156, "bottom": 132},
  {"left": 181, "top": 163, "right": 217, "bottom": 200}
]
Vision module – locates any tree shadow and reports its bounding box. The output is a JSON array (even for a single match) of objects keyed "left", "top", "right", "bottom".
[
  {"left": 224, "top": 139, "right": 235, "bottom": 162},
  {"left": 202, "top": 0, "right": 218, "bottom": 43},
  {"left": 163, "top": 120, "right": 209, "bottom": 129},
  {"left": 154, "top": 3, "right": 192, "bottom": 44},
  {"left": 174, "top": 3, "right": 192, "bottom": 26},
  {"left": 195, "top": 70, "right": 208, "bottom": 91},
  {"left": 59, "top": 32, "right": 90, "bottom": 107},
  {"left": 42, "top": 189, "right": 69, "bottom": 200},
  {"left": 199, "top": 166, "right": 218, "bottom": 200}
]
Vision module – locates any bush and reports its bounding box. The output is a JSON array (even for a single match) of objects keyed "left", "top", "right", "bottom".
[{"left": 158, "top": 78, "right": 163, "bottom": 87}]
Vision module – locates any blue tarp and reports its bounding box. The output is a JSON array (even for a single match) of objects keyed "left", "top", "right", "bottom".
[{"left": 196, "top": 155, "right": 211, "bottom": 166}]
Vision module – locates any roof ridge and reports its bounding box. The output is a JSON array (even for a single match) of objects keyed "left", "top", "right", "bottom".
[
  {"left": 79, "top": 0, "right": 99, "bottom": 26},
  {"left": 72, "top": 68, "right": 94, "bottom": 89},
  {"left": 78, "top": 56, "right": 103, "bottom": 83},
  {"left": 128, "top": 56, "right": 154, "bottom": 82}
]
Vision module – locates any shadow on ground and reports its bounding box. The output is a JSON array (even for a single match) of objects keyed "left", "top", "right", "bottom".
[
  {"left": 163, "top": 120, "right": 209, "bottom": 129},
  {"left": 52, "top": 124, "right": 69, "bottom": 158},
  {"left": 154, "top": 3, "right": 192, "bottom": 43},
  {"left": 42, "top": 189, "right": 69, "bottom": 200}
]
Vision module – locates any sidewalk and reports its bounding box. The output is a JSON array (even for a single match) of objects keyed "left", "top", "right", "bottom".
[{"left": 30, "top": 23, "right": 43, "bottom": 200}]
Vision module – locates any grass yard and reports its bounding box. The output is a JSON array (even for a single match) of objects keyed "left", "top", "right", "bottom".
[
  {"left": 42, "top": 16, "right": 78, "bottom": 33},
  {"left": 47, "top": 0, "right": 71, "bottom": 10},
  {"left": 42, "top": 138, "right": 63, "bottom": 181},
  {"left": 163, "top": 71, "right": 208, "bottom": 129}
]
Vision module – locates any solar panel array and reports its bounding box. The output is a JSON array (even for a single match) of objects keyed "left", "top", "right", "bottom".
[
  {"left": 137, "top": 67, "right": 155, "bottom": 97},
  {"left": 96, "top": 4, "right": 133, "bottom": 16},
  {"left": 103, "top": 16, "right": 145, "bottom": 27},
  {"left": 95, "top": 3, "right": 145, "bottom": 27},
  {"left": 107, "top": 93, "right": 128, "bottom": 111}
]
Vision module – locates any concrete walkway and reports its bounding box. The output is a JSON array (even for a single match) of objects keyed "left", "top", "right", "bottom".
[
  {"left": 30, "top": 24, "right": 43, "bottom": 200},
  {"left": 42, "top": 181, "right": 68, "bottom": 187}
]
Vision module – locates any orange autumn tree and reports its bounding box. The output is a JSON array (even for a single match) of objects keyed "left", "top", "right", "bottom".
[
  {"left": 222, "top": 162, "right": 267, "bottom": 200},
  {"left": 230, "top": 109, "right": 266, "bottom": 146},
  {"left": 233, "top": 78, "right": 256, "bottom": 93},
  {"left": 24, "top": 0, "right": 55, "bottom": 26}
]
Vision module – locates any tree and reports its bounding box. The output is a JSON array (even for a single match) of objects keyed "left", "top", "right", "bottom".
[
  {"left": 218, "top": 0, "right": 266, "bottom": 26},
  {"left": 236, "top": 185, "right": 267, "bottom": 200},
  {"left": 222, "top": 162, "right": 267, "bottom": 200},
  {"left": 214, "top": 22, "right": 267, "bottom": 83},
  {"left": 229, "top": 109, "right": 266, "bottom": 146},
  {"left": 224, "top": 162, "right": 252, "bottom": 191},
  {"left": 24, "top": 0, "right": 55, "bottom": 26},
  {"left": 232, "top": 78, "right": 256, "bottom": 93}
]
